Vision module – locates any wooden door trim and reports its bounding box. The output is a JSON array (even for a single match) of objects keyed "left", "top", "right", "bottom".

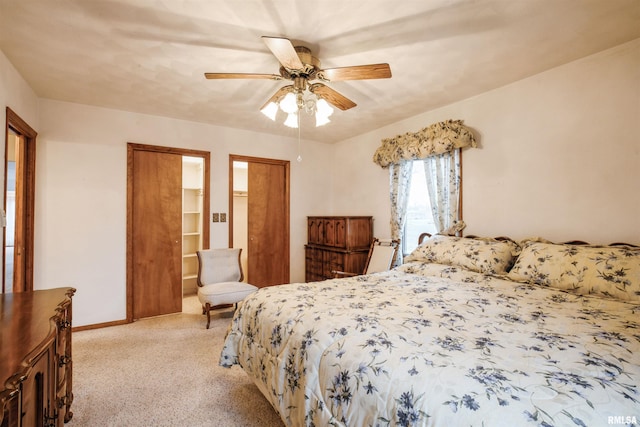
[
  {"left": 126, "top": 143, "right": 211, "bottom": 322},
  {"left": 4, "top": 107, "right": 37, "bottom": 293},
  {"left": 228, "top": 154, "right": 290, "bottom": 281}
]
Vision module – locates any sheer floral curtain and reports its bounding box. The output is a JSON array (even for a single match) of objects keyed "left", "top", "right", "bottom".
[
  {"left": 389, "top": 161, "right": 413, "bottom": 264},
  {"left": 423, "top": 149, "right": 461, "bottom": 233},
  {"left": 373, "top": 120, "right": 476, "bottom": 265}
]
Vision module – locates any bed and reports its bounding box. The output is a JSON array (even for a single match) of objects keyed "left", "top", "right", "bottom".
[{"left": 220, "top": 235, "right": 640, "bottom": 426}]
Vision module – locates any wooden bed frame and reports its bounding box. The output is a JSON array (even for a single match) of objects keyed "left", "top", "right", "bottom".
[{"left": 417, "top": 232, "right": 639, "bottom": 247}]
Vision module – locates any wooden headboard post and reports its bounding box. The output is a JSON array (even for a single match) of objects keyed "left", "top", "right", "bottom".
[{"left": 418, "top": 233, "right": 432, "bottom": 245}]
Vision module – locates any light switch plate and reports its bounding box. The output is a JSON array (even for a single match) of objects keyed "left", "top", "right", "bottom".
[
  {"left": 220, "top": 213, "right": 226, "bottom": 222},
  {"left": 212, "top": 213, "right": 219, "bottom": 222}
]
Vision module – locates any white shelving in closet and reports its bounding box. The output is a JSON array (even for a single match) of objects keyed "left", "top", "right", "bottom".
[{"left": 182, "top": 157, "right": 204, "bottom": 295}]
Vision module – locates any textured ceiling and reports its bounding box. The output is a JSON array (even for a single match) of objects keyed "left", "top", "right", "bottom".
[{"left": 1, "top": 0, "right": 639, "bottom": 143}]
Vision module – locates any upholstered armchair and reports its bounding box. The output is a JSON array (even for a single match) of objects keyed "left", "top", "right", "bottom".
[{"left": 196, "top": 248, "right": 258, "bottom": 329}]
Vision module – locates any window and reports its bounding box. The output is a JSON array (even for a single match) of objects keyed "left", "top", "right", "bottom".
[
  {"left": 380, "top": 122, "right": 472, "bottom": 266},
  {"left": 403, "top": 161, "right": 436, "bottom": 255}
]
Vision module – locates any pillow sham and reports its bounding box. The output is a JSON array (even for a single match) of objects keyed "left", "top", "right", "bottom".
[
  {"left": 404, "top": 234, "right": 520, "bottom": 275},
  {"left": 507, "top": 240, "right": 640, "bottom": 302}
]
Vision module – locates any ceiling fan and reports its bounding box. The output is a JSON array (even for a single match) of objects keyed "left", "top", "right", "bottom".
[{"left": 204, "top": 36, "right": 392, "bottom": 116}]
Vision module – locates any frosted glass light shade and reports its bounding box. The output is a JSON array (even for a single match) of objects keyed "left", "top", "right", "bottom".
[
  {"left": 284, "top": 112, "right": 298, "bottom": 128},
  {"left": 316, "top": 98, "right": 334, "bottom": 117},
  {"left": 260, "top": 102, "right": 278, "bottom": 121},
  {"left": 279, "top": 92, "right": 298, "bottom": 114}
]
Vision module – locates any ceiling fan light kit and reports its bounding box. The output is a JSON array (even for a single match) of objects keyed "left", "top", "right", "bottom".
[
  {"left": 261, "top": 87, "right": 334, "bottom": 128},
  {"left": 205, "top": 36, "right": 392, "bottom": 129}
]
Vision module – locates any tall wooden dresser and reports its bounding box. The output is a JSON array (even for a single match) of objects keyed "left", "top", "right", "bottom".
[
  {"left": 1, "top": 287, "right": 75, "bottom": 427},
  {"left": 305, "top": 216, "right": 373, "bottom": 282}
]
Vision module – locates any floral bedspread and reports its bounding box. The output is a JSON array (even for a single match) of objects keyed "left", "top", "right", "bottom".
[{"left": 219, "top": 262, "right": 640, "bottom": 427}]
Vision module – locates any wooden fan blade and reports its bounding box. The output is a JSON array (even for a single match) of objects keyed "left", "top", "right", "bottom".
[
  {"left": 318, "top": 63, "right": 391, "bottom": 81},
  {"left": 261, "top": 36, "right": 304, "bottom": 70},
  {"left": 309, "top": 83, "right": 357, "bottom": 111},
  {"left": 260, "top": 85, "right": 294, "bottom": 110},
  {"left": 204, "top": 73, "right": 281, "bottom": 80}
]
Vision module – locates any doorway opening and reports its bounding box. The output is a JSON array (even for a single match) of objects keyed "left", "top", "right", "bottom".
[
  {"left": 4, "top": 128, "right": 18, "bottom": 291},
  {"left": 3, "top": 107, "right": 37, "bottom": 294},
  {"left": 181, "top": 156, "right": 206, "bottom": 296},
  {"left": 231, "top": 160, "right": 249, "bottom": 279}
]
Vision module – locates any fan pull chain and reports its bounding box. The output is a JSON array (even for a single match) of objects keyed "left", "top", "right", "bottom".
[{"left": 297, "top": 112, "right": 302, "bottom": 162}]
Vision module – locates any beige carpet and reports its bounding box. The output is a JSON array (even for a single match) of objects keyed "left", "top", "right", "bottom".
[{"left": 68, "top": 296, "right": 284, "bottom": 427}]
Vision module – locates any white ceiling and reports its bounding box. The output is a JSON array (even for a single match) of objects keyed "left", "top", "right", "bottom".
[{"left": 1, "top": 0, "right": 639, "bottom": 143}]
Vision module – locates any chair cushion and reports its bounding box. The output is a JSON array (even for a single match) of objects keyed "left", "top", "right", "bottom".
[
  {"left": 367, "top": 245, "right": 397, "bottom": 274},
  {"left": 197, "top": 281, "right": 258, "bottom": 306},
  {"left": 197, "top": 249, "right": 243, "bottom": 284}
]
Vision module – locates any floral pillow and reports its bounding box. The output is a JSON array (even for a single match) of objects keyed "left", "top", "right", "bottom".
[
  {"left": 507, "top": 240, "right": 640, "bottom": 301},
  {"left": 404, "top": 234, "right": 520, "bottom": 275}
]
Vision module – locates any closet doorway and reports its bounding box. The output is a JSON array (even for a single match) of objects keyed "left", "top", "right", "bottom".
[
  {"left": 230, "top": 155, "right": 290, "bottom": 287},
  {"left": 126, "top": 143, "right": 210, "bottom": 321},
  {"left": 3, "top": 108, "right": 37, "bottom": 294}
]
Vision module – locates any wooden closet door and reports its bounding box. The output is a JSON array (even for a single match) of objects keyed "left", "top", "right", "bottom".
[
  {"left": 247, "top": 161, "right": 289, "bottom": 287},
  {"left": 131, "top": 150, "right": 182, "bottom": 319}
]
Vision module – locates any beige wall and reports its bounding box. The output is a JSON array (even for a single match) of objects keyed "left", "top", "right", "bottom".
[
  {"left": 0, "top": 52, "right": 39, "bottom": 131},
  {"left": 33, "top": 100, "right": 333, "bottom": 326},
  {"left": 331, "top": 39, "right": 640, "bottom": 246}
]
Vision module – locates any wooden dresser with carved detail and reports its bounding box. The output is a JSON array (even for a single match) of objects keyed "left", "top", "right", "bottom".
[
  {"left": 305, "top": 216, "right": 373, "bottom": 282},
  {"left": 0, "top": 287, "right": 75, "bottom": 427}
]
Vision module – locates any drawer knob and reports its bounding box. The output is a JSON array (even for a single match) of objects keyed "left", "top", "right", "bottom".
[{"left": 58, "top": 320, "right": 71, "bottom": 330}]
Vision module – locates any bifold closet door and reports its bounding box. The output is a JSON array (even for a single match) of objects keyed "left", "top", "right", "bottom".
[{"left": 131, "top": 150, "right": 183, "bottom": 319}]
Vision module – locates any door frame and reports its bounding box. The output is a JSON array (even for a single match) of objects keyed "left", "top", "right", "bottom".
[
  {"left": 126, "top": 143, "right": 210, "bottom": 322},
  {"left": 228, "top": 154, "right": 290, "bottom": 284},
  {"left": 3, "top": 107, "right": 37, "bottom": 293}
]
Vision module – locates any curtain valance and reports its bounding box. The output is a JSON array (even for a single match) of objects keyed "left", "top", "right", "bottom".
[{"left": 373, "top": 119, "right": 477, "bottom": 168}]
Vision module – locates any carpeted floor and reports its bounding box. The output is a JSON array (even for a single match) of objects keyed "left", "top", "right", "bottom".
[{"left": 68, "top": 296, "right": 284, "bottom": 427}]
